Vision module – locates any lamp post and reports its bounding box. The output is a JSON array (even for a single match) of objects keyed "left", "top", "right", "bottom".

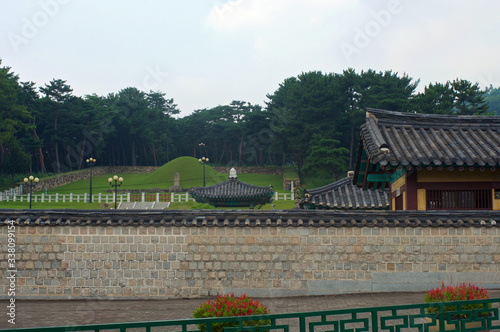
[
  {"left": 108, "top": 175, "right": 123, "bottom": 209},
  {"left": 198, "top": 157, "right": 209, "bottom": 187},
  {"left": 23, "top": 175, "right": 39, "bottom": 209},
  {"left": 86, "top": 158, "right": 96, "bottom": 203}
]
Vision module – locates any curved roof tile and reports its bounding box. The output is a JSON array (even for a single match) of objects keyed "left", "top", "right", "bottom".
[
  {"left": 1, "top": 209, "right": 499, "bottom": 228},
  {"left": 361, "top": 108, "right": 500, "bottom": 167},
  {"left": 189, "top": 178, "right": 274, "bottom": 207},
  {"left": 299, "top": 177, "right": 390, "bottom": 210}
]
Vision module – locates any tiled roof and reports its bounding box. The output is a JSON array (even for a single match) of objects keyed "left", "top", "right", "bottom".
[
  {"left": 189, "top": 178, "right": 274, "bottom": 207},
  {"left": 360, "top": 108, "right": 500, "bottom": 167},
  {"left": 298, "top": 177, "right": 389, "bottom": 209},
  {"left": 1, "top": 209, "right": 498, "bottom": 227}
]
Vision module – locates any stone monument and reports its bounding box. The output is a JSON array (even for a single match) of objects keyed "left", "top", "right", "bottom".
[{"left": 168, "top": 172, "right": 183, "bottom": 192}]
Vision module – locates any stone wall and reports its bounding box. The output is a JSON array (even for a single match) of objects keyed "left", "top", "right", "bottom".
[
  {"left": 1, "top": 225, "right": 499, "bottom": 299},
  {"left": 24, "top": 166, "right": 158, "bottom": 194}
]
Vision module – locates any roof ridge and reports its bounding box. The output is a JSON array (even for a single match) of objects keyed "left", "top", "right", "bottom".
[
  {"left": 306, "top": 177, "right": 352, "bottom": 194},
  {"left": 366, "top": 108, "right": 500, "bottom": 126}
]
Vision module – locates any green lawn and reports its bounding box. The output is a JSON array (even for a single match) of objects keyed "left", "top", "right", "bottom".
[
  {"left": 237, "top": 174, "right": 283, "bottom": 189},
  {"left": 41, "top": 157, "right": 291, "bottom": 195},
  {"left": 300, "top": 176, "right": 336, "bottom": 189},
  {"left": 0, "top": 201, "right": 106, "bottom": 209},
  {"left": 44, "top": 173, "right": 154, "bottom": 194},
  {"left": 43, "top": 172, "right": 290, "bottom": 195},
  {"left": 1, "top": 160, "right": 296, "bottom": 209}
]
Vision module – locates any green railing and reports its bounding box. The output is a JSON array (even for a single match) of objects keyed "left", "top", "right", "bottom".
[{"left": 2, "top": 298, "right": 499, "bottom": 332}]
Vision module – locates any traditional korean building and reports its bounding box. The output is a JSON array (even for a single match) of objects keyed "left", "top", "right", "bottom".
[
  {"left": 353, "top": 108, "right": 500, "bottom": 210},
  {"left": 298, "top": 175, "right": 390, "bottom": 210},
  {"left": 189, "top": 168, "right": 274, "bottom": 208}
]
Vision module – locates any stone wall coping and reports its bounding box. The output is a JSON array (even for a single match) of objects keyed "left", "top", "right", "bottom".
[{"left": 1, "top": 209, "right": 499, "bottom": 227}]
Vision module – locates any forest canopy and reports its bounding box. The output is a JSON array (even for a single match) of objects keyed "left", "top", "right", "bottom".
[{"left": 0, "top": 58, "right": 496, "bottom": 186}]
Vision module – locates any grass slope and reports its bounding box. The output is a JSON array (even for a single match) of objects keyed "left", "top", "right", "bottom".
[
  {"left": 1, "top": 161, "right": 299, "bottom": 193},
  {"left": 43, "top": 173, "right": 152, "bottom": 194},
  {"left": 39, "top": 157, "right": 227, "bottom": 194},
  {"left": 145, "top": 156, "right": 227, "bottom": 189}
]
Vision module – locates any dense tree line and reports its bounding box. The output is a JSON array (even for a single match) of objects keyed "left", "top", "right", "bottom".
[{"left": 0, "top": 59, "right": 494, "bottom": 186}]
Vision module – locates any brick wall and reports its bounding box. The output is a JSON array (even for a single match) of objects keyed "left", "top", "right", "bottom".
[{"left": 1, "top": 225, "right": 499, "bottom": 299}]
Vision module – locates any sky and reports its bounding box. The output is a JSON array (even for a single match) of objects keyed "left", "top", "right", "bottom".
[{"left": 1, "top": 0, "right": 500, "bottom": 117}]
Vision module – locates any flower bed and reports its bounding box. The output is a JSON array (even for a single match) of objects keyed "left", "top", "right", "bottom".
[
  {"left": 424, "top": 282, "right": 491, "bottom": 317},
  {"left": 424, "top": 282, "right": 493, "bottom": 331},
  {"left": 193, "top": 293, "right": 271, "bottom": 332}
]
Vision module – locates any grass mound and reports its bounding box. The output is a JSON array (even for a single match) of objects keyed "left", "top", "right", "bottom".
[{"left": 145, "top": 156, "right": 227, "bottom": 189}]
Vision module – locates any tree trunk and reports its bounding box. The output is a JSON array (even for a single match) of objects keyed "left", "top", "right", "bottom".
[
  {"left": 219, "top": 142, "right": 226, "bottom": 164},
  {"left": 151, "top": 144, "right": 158, "bottom": 166},
  {"left": 349, "top": 122, "right": 354, "bottom": 169},
  {"left": 213, "top": 141, "right": 217, "bottom": 164},
  {"left": 142, "top": 144, "right": 149, "bottom": 166},
  {"left": 291, "top": 150, "right": 302, "bottom": 172},
  {"left": 0, "top": 144, "right": 4, "bottom": 176},
  {"left": 238, "top": 137, "right": 243, "bottom": 165},
  {"left": 166, "top": 139, "right": 169, "bottom": 163},
  {"left": 32, "top": 116, "right": 47, "bottom": 174},
  {"left": 131, "top": 140, "right": 136, "bottom": 166},
  {"left": 66, "top": 145, "right": 71, "bottom": 170},
  {"left": 54, "top": 115, "right": 61, "bottom": 173},
  {"left": 78, "top": 136, "right": 87, "bottom": 170}
]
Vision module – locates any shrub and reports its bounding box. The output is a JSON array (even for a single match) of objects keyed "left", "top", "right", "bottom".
[
  {"left": 193, "top": 293, "right": 271, "bottom": 332},
  {"left": 424, "top": 282, "right": 491, "bottom": 318}
]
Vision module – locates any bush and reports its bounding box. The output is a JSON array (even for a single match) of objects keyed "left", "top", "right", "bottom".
[
  {"left": 193, "top": 293, "right": 271, "bottom": 332},
  {"left": 424, "top": 282, "right": 491, "bottom": 318}
]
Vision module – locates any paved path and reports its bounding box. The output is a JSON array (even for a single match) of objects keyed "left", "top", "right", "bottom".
[{"left": 1, "top": 290, "right": 500, "bottom": 330}]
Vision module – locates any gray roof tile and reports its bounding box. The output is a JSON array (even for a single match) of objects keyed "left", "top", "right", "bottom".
[
  {"left": 1, "top": 209, "right": 499, "bottom": 227},
  {"left": 299, "top": 177, "right": 390, "bottom": 210},
  {"left": 361, "top": 108, "right": 500, "bottom": 167},
  {"left": 189, "top": 178, "right": 274, "bottom": 206}
]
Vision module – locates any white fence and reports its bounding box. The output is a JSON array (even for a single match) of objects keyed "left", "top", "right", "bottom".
[
  {"left": 0, "top": 185, "right": 23, "bottom": 200},
  {"left": 0, "top": 191, "right": 295, "bottom": 203}
]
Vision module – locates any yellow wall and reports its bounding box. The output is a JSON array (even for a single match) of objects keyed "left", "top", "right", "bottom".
[
  {"left": 391, "top": 173, "right": 406, "bottom": 210},
  {"left": 493, "top": 189, "right": 500, "bottom": 210},
  {"left": 389, "top": 168, "right": 500, "bottom": 210},
  {"left": 417, "top": 168, "right": 500, "bottom": 182},
  {"left": 418, "top": 169, "right": 500, "bottom": 210},
  {"left": 417, "top": 189, "right": 426, "bottom": 210}
]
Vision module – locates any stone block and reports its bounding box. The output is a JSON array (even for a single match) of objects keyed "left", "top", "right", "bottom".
[
  {"left": 309, "top": 280, "right": 338, "bottom": 292},
  {"left": 407, "top": 272, "right": 451, "bottom": 285},
  {"left": 372, "top": 283, "right": 428, "bottom": 293},
  {"left": 451, "top": 272, "right": 500, "bottom": 283},
  {"left": 337, "top": 280, "right": 371, "bottom": 293},
  {"left": 372, "top": 272, "right": 408, "bottom": 283}
]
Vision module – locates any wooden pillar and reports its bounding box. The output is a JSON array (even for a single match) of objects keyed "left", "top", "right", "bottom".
[{"left": 406, "top": 171, "right": 418, "bottom": 210}]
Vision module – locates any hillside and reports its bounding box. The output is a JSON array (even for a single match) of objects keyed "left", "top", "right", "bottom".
[{"left": 145, "top": 156, "right": 227, "bottom": 189}]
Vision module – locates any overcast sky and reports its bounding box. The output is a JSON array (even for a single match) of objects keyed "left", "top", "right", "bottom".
[{"left": 2, "top": 0, "right": 499, "bottom": 117}]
